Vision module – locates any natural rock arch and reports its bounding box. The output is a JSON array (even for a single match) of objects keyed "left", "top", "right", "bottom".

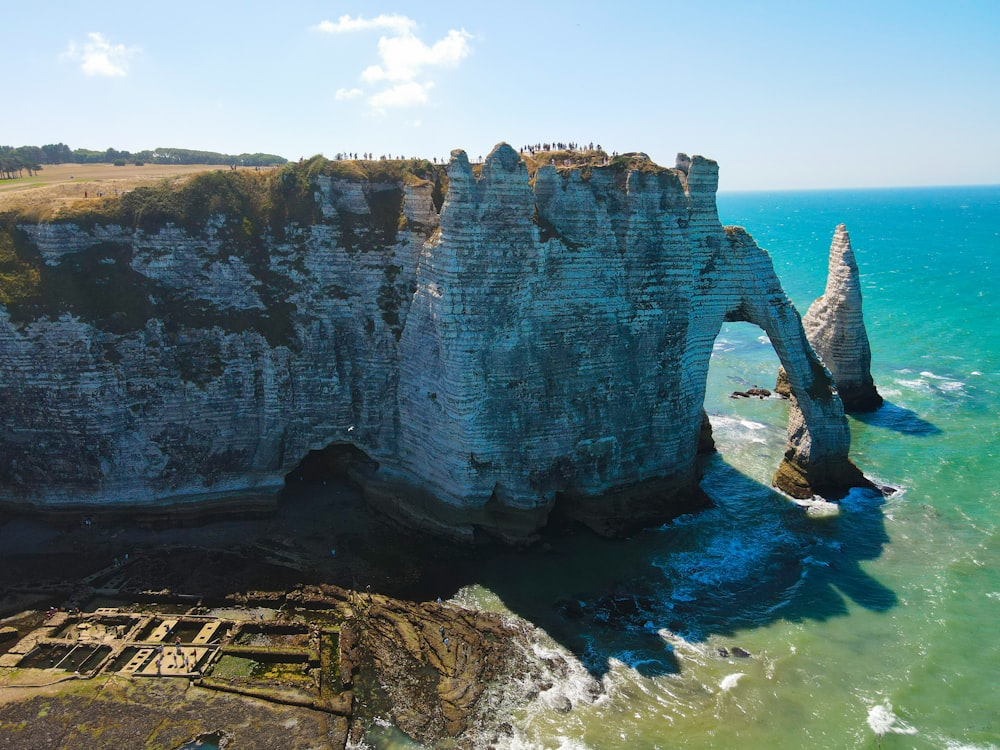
[
  {"left": 368, "top": 145, "right": 869, "bottom": 539},
  {"left": 0, "top": 143, "right": 871, "bottom": 541},
  {"left": 705, "top": 227, "right": 869, "bottom": 499}
]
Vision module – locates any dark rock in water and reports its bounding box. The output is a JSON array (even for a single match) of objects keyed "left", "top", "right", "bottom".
[
  {"left": 555, "top": 599, "right": 585, "bottom": 620},
  {"left": 717, "top": 647, "right": 729, "bottom": 658},
  {"left": 731, "top": 647, "right": 752, "bottom": 658},
  {"left": 881, "top": 485, "right": 898, "bottom": 496},
  {"left": 732, "top": 386, "right": 771, "bottom": 399},
  {"left": 584, "top": 678, "right": 604, "bottom": 699},
  {"left": 588, "top": 593, "right": 657, "bottom": 628},
  {"left": 611, "top": 596, "right": 639, "bottom": 617},
  {"left": 550, "top": 694, "right": 573, "bottom": 713}
]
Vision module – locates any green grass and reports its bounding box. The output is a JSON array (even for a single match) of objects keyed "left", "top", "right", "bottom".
[{"left": 0, "top": 177, "right": 45, "bottom": 191}]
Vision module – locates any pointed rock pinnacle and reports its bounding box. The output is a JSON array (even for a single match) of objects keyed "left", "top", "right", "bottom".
[{"left": 798, "top": 224, "right": 882, "bottom": 412}]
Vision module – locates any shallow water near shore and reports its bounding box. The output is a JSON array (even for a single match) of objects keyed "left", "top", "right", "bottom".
[{"left": 359, "top": 185, "right": 999, "bottom": 749}]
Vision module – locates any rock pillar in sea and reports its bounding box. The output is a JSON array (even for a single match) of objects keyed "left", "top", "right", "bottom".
[
  {"left": 776, "top": 223, "right": 883, "bottom": 412},
  {"left": 715, "top": 227, "right": 871, "bottom": 500}
]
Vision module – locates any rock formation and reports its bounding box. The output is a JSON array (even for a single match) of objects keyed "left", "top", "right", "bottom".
[
  {"left": 0, "top": 145, "right": 870, "bottom": 540},
  {"left": 776, "top": 223, "right": 882, "bottom": 412}
]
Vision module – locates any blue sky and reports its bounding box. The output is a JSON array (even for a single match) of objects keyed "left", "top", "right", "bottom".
[{"left": 5, "top": 1, "right": 999, "bottom": 190}]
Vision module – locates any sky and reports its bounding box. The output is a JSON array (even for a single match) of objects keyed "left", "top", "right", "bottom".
[{"left": 4, "top": 0, "right": 999, "bottom": 190}]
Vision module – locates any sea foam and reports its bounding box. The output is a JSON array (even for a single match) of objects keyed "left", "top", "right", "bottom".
[
  {"left": 719, "top": 672, "right": 745, "bottom": 691},
  {"left": 867, "top": 702, "right": 917, "bottom": 736}
]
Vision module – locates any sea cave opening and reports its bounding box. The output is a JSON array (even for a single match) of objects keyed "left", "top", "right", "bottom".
[{"left": 283, "top": 442, "right": 380, "bottom": 486}]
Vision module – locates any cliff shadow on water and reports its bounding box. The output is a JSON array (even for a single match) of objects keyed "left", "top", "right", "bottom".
[
  {"left": 269, "top": 443, "right": 897, "bottom": 681},
  {"left": 851, "top": 400, "right": 941, "bottom": 436},
  {"left": 433, "top": 471, "right": 893, "bottom": 679}
]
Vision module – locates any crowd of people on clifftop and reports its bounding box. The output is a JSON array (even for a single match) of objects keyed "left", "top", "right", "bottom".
[
  {"left": 519, "top": 141, "right": 607, "bottom": 155},
  {"left": 330, "top": 141, "right": 626, "bottom": 166}
]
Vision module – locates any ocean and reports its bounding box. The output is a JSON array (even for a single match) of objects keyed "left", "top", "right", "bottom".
[{"left": 362, "top": 185, "right": 1000, "bottom": 749}]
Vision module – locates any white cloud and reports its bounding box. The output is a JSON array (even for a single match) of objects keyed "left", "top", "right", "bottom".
[
  {"left": 369, "top": 81, "right": 434, "bottom": 110},
  {"left": 361, "top": 29, "right": 472, "bottom": 83},
  {"left": 314, "top": 14, "right": 416, "bottom": 36},
  {"left": 314, "top": 14, "right": 472, "bottom": 111},
  {"left": 63, "top": 32, "right": 138, "bottom": 77}
]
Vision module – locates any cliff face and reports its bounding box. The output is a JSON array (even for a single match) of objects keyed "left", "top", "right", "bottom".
[{"left": 0, "top": 145, "right": 868, "bottom": 540}]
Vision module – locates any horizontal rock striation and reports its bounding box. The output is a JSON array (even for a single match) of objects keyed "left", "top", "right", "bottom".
[
  {"left": 776, "top": 223, "right": 882, "bottom": 412},
  {"left": 0, "top": 145, "right": 869, "bottom": 540}
]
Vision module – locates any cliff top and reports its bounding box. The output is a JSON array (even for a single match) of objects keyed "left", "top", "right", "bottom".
[
  {"left": 0, "top": 145, "right": 687, "bottom": 225},
  {"left": 0, "top": 155, "right": 446, "bottom": 226}
]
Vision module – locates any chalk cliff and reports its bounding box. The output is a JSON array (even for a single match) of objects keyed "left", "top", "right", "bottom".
[
  {"left": 0, "top": 145, "right": 869, "bottom": 540},
  {"left": 775, "top": 223, "right": 882, "bottom": 412}
]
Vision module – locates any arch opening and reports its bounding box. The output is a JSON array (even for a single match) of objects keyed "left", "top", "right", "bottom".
[{"left": 701, "top": 321, "right": 790, "bottom": 485}]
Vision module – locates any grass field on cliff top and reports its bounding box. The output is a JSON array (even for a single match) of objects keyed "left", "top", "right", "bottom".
[{"left": 0, "top": 163, "right": 248, "bottom": 216}]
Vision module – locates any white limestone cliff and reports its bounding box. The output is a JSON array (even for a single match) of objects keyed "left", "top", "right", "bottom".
[{"left": 0, "top": 145, "right": 870, "bottom": 540}]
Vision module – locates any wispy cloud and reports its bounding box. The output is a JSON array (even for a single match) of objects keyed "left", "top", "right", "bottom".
[
  {"left": 63, "top": 32, "right": 139, "bottom": 77},
  {"left": 314, "top": 13, "right": 416, "bottom": 36},
  {"left": 314, "top": 14, "right": 472, "bottom": 111}
]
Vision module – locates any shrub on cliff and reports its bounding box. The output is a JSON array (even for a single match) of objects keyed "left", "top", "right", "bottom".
[{"left": 0, "top": 226, "right": 40, "bottom": 307}]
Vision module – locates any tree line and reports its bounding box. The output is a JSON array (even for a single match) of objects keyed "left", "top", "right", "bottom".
[{"left": 0, "top": 143, "right": 287, "bottom": 179}]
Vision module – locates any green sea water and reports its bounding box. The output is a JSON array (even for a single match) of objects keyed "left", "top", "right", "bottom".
[{"left": 366, "top": 186, "right": 1000, "bottom": 749}]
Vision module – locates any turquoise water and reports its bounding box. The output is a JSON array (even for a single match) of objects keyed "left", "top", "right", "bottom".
[{"left": 367, "top": 186, "right": 1000, "bottom": 749}]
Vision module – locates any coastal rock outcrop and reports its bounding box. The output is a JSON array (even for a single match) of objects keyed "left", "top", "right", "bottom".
[
  {"left": 776, "top": 224, "right": 882, "bottom": 412},
  {"left": 0, "top": 145, "right": 869, "bottom": 539}
]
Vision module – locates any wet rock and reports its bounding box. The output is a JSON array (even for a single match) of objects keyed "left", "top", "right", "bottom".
[
  {"left": 309, "top": 584, "right": 534, "bottom": 745},
  {"left": 731, "top": 647, "right": 752, "bottom": 658},
  {"left": 583, "top": 678, "right": 604, "bottom": 700},
  {"left": 717, "top": 647, "right": 729, "bottom": 658},
  {"left": 550, "top": 694, "right": 573, "bottom": 713},
  {"left": 730, "top": 386, "right": 771, "bottom": 399}
]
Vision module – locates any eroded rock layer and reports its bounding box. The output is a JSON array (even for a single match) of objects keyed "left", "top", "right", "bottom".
[
  {"left": 776, "top": 223, "right": 882, "bottom": 412},
  {"left": 0, "top": 145, "right": 868, "bottom": 539}
]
